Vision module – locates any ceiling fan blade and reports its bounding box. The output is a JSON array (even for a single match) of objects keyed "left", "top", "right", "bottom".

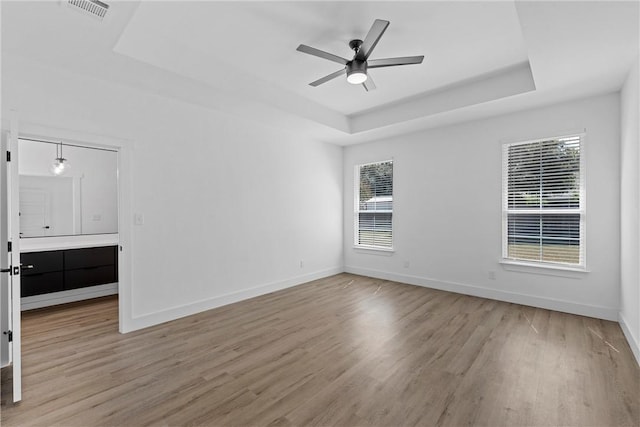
[
  {"left": 362, "top": 76, "right": 376, "bottom": 92},
  {"left": 357, "top": 19, "right": 390, "bottom": 61},
  {"left": 297, "top": 44, "right": 349, "bottom": 65},
  {"left": 367, "top": 56, "right": 425, "bottom": 68},
  {"left": 309, "top": 68, "right": 347, "bottom": 86}
]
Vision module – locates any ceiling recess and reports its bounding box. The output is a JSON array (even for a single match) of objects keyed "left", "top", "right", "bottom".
[{"left": 67, "top": 0, "right": 109, "bottom": 20}]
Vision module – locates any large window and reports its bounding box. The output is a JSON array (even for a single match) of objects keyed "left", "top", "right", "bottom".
[
  {"left": 503, "top": 135, "right": 584, "bottom": 267},
  {"left": 355, "top": 160, "right": 393, "bottom": 249}
]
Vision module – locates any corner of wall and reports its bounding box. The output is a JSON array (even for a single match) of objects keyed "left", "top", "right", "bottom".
[
  {"left": 619, "top": 312, "right": 640, "bottom": 366},
  {"left": 619, "top": 53, "right": 640, "bottom": 366}
]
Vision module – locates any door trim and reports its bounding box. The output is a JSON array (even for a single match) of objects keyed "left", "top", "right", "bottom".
[{"left": 8, "top": 113, "right": 22, "bottom": 402}]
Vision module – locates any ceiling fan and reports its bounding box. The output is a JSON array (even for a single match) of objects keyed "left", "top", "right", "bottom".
[{"left": 296, "top": 19, "right": 424, "bottom": 92}]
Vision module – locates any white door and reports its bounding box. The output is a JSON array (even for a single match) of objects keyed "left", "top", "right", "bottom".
[
  {"left": 1, "top": 120, "right": 22, "bottom": 402},
  {"left": 0, "top": 136, "right": 10, "bottom": 368}
]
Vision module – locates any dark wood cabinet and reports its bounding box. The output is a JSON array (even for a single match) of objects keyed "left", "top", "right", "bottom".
[
  {"left": 20, "top": 246, "right": 118, "bottom": 297},
  {"left": 20, "top": 251, "right": 64, "bottom": 296},
  {"left": 65, "top": 266, "right": 117, "bottom": 290},
  {"left": 21, "top": 251, "right": 64, "bottom": 274},
  {"left": 20, "top": 272, "right": 64, "bottom": 296},
  {"left": 64, "top": 246, "right": 117, "bottom": 270}
]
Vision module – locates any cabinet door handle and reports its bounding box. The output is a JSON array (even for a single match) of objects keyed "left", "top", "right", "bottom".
[{"left": 20, "top": 264, "right": 34, "bottom": 270}]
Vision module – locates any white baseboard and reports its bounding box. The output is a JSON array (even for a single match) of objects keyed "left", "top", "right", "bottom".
[
  {"left": 22, "top": 283, "right": 118, "bottom": 311},
  {"left": 123, "top": 267, "right": 343, "bottom": 333},
  {"left": 122, "top": 264, "right": 623, "bottom": 335},
  {"left": 344, "top": 266, "right": 618, "bottom": 321},
  {"left": 619, "top": 312, "right": 640, "bottom": 366}
]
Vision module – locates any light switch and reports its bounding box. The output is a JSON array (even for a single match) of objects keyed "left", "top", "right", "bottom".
[{"left": 134, "top": 213, "right": 144, "bottom": 225}]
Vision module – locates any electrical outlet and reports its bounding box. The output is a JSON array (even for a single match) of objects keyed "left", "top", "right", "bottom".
[
  {"left": 488, "top": 270, "right": 496, "bottom": 280},
  {"left": 403, "top": 261, "right": 410, "bottom": 268}
]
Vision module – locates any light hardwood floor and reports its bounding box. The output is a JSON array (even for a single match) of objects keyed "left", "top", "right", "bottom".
[{"left": 1, "top": 273, "right": 638, "bottom": 426}]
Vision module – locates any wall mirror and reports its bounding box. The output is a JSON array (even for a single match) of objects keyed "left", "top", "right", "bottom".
[{"left": 18, "top": 138, "right": 118, "bottom": 238}]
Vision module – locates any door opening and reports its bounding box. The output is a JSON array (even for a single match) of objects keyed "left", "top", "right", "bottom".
[{"left": 1, "top": 124, "right": 132, "bottom": 404}]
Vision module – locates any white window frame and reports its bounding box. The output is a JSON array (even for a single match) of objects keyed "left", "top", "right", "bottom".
[
  {"left": 501, "top": 134, "right": 586, "bottom": 270},
  {"left": 354, "top": 160, "right": 394, "bottom": 251}
]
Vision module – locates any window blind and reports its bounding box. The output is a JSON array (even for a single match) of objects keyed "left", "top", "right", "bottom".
[
  {"left": 355, "top": 160, "right": 393, "bottom": 249},
  {"left": 503, "top": 135, "right": 584, "bottom": 266}
]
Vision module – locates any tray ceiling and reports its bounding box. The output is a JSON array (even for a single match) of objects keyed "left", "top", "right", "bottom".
[{"left": 2, "top": 1, "right": 638, "bottom": 145}]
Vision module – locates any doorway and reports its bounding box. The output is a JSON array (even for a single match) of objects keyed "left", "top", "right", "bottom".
[
  {"left": 1, "top": 125, "right": 132, "bottom": 404},
  {"left": 18, "top": 137, "right": 119, "bottom": 310}
]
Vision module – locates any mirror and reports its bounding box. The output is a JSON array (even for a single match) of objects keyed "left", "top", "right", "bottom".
[{"left": 18, "top": 138, "right": 118, "bottom": 237}]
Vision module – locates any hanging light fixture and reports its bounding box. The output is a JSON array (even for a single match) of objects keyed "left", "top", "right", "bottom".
[{"left": 50, "top": 142, "right": 70, "bottom": 176}]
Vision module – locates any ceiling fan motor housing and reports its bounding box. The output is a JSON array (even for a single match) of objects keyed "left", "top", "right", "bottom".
[
  {"left": 347, "top": 60, "right": 367, "bottom": 76},
  {"left": 346, "top": 60, "right": 368, "bottom": 84}
]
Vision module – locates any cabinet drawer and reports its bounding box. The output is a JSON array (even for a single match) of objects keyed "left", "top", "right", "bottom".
[
  {"left": 21, "top": 272, "right": 64, "bottom": 297},
  {"left": 20, "top": 251, "right": 64, "bottom": 275},
  {"left": 64, "top": 246, "right": 116, "bottom": 270},
  {"left": 65, "top": 265, "right": 117, "bottom": 290}
]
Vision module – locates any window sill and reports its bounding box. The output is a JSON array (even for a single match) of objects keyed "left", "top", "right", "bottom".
[
  {"left": 353, "top": 246, "right": 395, "bottom": 255},
  {"left": 500, "top": 259, "right": 589, "bottom": 278}
]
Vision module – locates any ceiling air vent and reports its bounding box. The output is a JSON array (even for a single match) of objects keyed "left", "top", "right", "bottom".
[{"left": 67, "top": 0, "right": 109, "bottom": 20}]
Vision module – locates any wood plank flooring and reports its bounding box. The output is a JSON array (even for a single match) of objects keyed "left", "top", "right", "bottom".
[{"left": 1, "top": 273, "right": 638, "bottom": 426}]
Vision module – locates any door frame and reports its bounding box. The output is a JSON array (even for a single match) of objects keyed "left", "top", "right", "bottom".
[
  {"left": 12, "top": 122, "right": 133, "bottom": 333},
  {"left": 1, "top": 115, "right": 23, "bottom": 402}
]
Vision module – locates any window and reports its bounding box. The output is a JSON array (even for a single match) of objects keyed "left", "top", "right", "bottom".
[
  {"left": 502, "top": 135, "right": 584, "bottom": 268},
  {"left": 355, "top": 160, "right": 393, "bottom": 249}
]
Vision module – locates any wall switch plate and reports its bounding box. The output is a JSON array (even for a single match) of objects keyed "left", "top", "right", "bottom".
[{"left": 134, "top": 213, "right": 144, "bottom": 225}]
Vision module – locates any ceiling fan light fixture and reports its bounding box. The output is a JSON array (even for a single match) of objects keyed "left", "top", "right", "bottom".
[{"left": 346, "top": 61, "right": 367, "bottom": 85}]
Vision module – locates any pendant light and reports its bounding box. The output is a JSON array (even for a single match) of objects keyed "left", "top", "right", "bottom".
[{"left": 50, "top": 142, "right": 70, "bottom": 176}]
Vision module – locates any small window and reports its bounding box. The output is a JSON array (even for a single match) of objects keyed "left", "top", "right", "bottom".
[
  {"left": 502, "top": 135, "right": 584, "bottom": 268},
  {"left": 355, "top": 160, "right": 393, "bottom": 250}
]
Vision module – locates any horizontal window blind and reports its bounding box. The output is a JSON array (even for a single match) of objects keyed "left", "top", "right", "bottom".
[
  {"left": 503, "top": 135, "right": 584, "bottom": 266},
  {"left": 355, "top": 160, "right": 393, "bottom": 249}
]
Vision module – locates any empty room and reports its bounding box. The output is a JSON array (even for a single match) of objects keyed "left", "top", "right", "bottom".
[{"left": 1, "top": 0, "right": 639, "bottom": 426}]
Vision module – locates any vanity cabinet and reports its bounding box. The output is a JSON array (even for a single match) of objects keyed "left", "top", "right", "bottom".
[
  {"left": 20, "top": 251, "right": 64, "bottom": 296},
  {"left": 21, "top": 246, "right": 118, "bottom": 297}
]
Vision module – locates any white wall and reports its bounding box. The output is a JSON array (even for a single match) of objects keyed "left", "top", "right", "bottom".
[
  {"left": 344, "top": 93, "right": 621, "bottom": 320},
  {"left": 2, "top": 56, "right": 343, "bottom": 331},
  {"left": 620, "top": 56, "right": 640, "bottom": 363},
  {"left": 76, "top": 147, "right": 118, "bottom": 235}
]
